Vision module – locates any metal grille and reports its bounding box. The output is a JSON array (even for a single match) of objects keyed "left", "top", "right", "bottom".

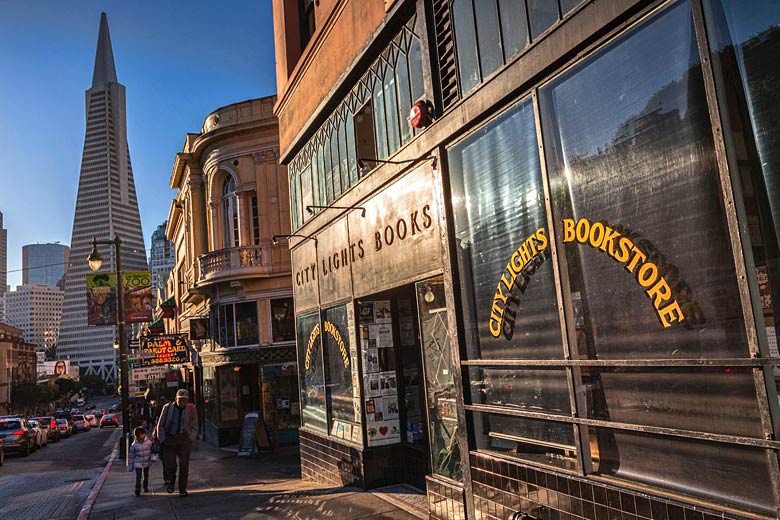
[{"left": 432, "top": 0, "right": 460, "bottom": 111}]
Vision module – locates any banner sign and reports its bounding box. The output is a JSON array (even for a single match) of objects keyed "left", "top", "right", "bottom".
[
  {"left": 39, "top": 360, "right": 71, "bottom": 378},
  {"left": 131, "top": 366, "right": 168, "bottom": 382},
  {"left": 86, "top": 273, "right": 117, "bottom": 326},
  {"left": 139, "top": 334, "right": 189, "bottom": 366},
  {"left": 124, "top": 271, "right": 153, "bottom": 323},
  {"left": 189, "top": 318, "right": 210, "bottom": 340}
]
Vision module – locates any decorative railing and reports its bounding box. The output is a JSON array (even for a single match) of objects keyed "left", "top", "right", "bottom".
[{"left": 198, "top": 244, "right": 291, "bottom": 284}]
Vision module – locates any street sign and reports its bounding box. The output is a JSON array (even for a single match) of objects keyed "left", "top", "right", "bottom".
[{"left": 139, "top": 334, "right": 189, "bottom": 366}]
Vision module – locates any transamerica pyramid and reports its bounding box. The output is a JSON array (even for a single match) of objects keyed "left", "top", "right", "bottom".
[{"left": 57, "top": 13, "right": 148, "bottom": 383}]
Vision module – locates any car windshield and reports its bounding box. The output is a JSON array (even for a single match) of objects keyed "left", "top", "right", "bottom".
[
  {"left": 73, "top": 415, "right": 84, "bottom": 421},
  {"left": 56, "top": 419, "right": 67, "bottom": 425},
  {"left": 0, "top": 420, "right": 22, "bottom": 431}
]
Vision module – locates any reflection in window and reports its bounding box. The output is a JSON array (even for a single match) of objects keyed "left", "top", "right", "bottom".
[
  {"left": 452, "top": 0, "right": 579, "bottom": 95},
  {"left": 704, "top": 0, "right": 780, "bottom": 395},
  {"left": 469, "top": 367, "right": 570, "bottom": 416},
  {"left": 297, "top": 311, "right": 326, "bottom": 432},
  {"left": 271, "top": 297, "right": 296, "bottom": 343},
  {"left": 539, "top": 2, "right": 773, "bottom": 512},
  {"left": 416, "top": 277, "right": 461, "bottom": 481},
  {"left": 212, "top": 302, "right": 257, "bottom": 348},
  {"left": 323, "top": 305, "right": 358, "bottom": 438},
  {"left": 222, "top": 176, "right": 239, "bottom": 248}
]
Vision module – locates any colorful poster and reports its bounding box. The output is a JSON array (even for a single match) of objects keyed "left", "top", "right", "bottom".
[
  {"left": 366, "top": 419, "right": 401, "bottom": 446},
  {"left": 124, "top": 271, "right": 153, "bottom": 323},
  {"left": 139, "top": 334, "right": 189, "bottom": 366},
  {"left": 86, "top": 273, "right": 117, "bottom": 326}
]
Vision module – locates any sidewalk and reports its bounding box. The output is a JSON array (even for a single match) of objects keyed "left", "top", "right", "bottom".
[{"left": 88, "top": 441, "right": 421, "bottom": 520}]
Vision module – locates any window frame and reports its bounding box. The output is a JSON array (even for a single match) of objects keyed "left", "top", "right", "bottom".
[{"left": 446, "top": 0, "right": 780, "bottom": 511}]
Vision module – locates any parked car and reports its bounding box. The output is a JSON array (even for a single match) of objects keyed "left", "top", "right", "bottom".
[
  {"left": 55, "top": 418, "right": 73, "bottom": 438},
  {"left": 34, "top": 417, "right": 60, "bottom": 443},
  {"left": 72, "top": 415, "right": 90, "bottom": 432},
  {"left": 70, "top": 408, "right": 80, "bottom": 415},
  {"left": 27, "top": 420, "right": 48, "bottom": 448},
  {"left": 85, "top": 414, "right": 98, "bottom": 428},
  {"left": 100, "top": 414, "right": 120, "bottom": 428},
  {"left": 0, "top": 418, "right": 34, "bottom": 456},
  {"left": 108, "top": 404, "right": 120, "bottom": 413},
  {"left": 93, "top": 410, "right": 105, "bottom": 421}
]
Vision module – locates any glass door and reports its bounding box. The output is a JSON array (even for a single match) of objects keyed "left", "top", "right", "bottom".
[{"left": 416, "top": 276, "right": 462, "bottom": 481}]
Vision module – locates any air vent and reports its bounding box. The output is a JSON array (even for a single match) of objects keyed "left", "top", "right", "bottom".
[{"left": 433, "top": 0, "right": 460, "bottom": 111}]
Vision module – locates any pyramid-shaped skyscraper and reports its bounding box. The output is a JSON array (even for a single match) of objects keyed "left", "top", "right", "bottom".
[{"left": 57, "top": 13, "right": 148, "bottom": 382}]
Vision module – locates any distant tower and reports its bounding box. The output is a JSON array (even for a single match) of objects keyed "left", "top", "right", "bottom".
[
  {"left": 23, "top": 243, "right": 71, "bottom": 287},
  {"left": 0, "top": 212, "right": 7, "bottom": 321},
  {"left": 4, "top": 284, "right": 64, "bottom": 358},
  {"left": 57, "top": 13, "right": 148, "bottom": 383},
  {"left": 149, "top": 222, "right": 174, "bottom": 308}
]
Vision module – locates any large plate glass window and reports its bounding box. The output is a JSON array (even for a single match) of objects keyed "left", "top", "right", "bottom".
[
  {"left": 703, "top": 0, "right": 780, "bottom": 395},
  {"left": 449, "top": 96, "right": 573, "bottom": 470},
  {"left": 540, "top": 0, "right": 773, "bottom": 512},
  {"left": 271, "top": 297, "right": 296, "bottom": 343},
  {"left": 323, "top": 304, "right": 359, "bottom": 441},
  {"left": 296, "top": 311, "right": 326, "bottom": 432}
]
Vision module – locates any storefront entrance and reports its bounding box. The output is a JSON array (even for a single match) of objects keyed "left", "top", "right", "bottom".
[{"left": 358, "top": 275, "right": 460, "bottom": 490}]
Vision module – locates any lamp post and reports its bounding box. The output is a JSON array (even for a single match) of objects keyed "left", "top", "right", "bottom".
[{"left": 88, "top": 236, "right": 131, "bottom": 455}]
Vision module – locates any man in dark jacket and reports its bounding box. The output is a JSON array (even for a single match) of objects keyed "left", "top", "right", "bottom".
[{"left": 154, "top": 389, "right": 197, "bottom": 497}]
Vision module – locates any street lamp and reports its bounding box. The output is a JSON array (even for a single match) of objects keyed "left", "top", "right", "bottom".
[{"left": 88, "top": 236, "right": 131, "bottom": 455}]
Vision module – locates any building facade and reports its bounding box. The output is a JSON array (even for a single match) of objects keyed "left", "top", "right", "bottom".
[
  {"left": 166, "top": 96, "right": 298, "bottom": 447},
  {"left": 149, "top": 222, "right": 174, "bottom": 308},
  {"left": 3, "top": 284, "right": 64, "bottom": 358},
  {"left": 57, "top": 13, "right": 148, "bottom": 383},
  {"left": 23, "top": 243, "right": 70, "bottom": 288},
  {"left": 0, "top": 323, "right": 37, "bottom": 415},
  {"left": 273, "top": 1, "right": 780, "bottom": 519}
]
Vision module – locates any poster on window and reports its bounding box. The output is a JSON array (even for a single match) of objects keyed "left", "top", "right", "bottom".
[
  {"left": 367, "top": 419, "right": 401, "bottom": 446},
  {"left": 124, "top": 271, "right": 153, "bottom": 323},
  {"left": 366, "top": 374, "right": 382, "bottom": 397},
  {"left": 189, "top": 318, "right": 210, "bottom": 340},
  {"left": 380, "top": 371, "right": 397, "bottom": 396},
  {"left": 359, "top": 303, "right": 374, "bottom": 324},
  {"left": 376, "top": 324, "right": 393, "bottom": 348},
  {"left": 373, "top": 301, "right": 392, "bottom": 323},
  {"left": 86, "top": 273, "right": 117, "bottom": 326}
]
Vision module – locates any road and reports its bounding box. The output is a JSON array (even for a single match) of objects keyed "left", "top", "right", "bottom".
[{"left": 0, "top": 397, "right": 121, "bottom": 520}]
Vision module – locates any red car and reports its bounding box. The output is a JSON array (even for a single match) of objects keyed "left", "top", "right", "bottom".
[{"left": 100, "top": 414, "right": 120, "bottom": 428}]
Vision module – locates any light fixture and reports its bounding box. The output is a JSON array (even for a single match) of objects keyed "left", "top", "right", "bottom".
[
  {"left": 272, "top": 234, "right": 317, "bottom": 245},
  {"left": 357, "top": 155, "right": 437, "bottom": 177},
  {"left": 233, "top": 365, "right": 241, "bottom": 372},
  {"left": 424, "top": 284, "right": 435, "bottom": 303},
  {"left": 305, "top": 204, "right": 366, "bottom": 217},
  {"left": 87, "top": 238, "right": 103, "bottom": 272}
]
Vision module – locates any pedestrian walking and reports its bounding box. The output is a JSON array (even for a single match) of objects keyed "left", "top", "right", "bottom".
[
  {"left": 128, "top": 426, "right": 153, "bottom": 496},
  {"left": 154, "top": 389, "right": 197, "bottom": 497}
]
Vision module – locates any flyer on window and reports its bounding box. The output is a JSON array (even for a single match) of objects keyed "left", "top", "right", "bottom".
[
  {"left": 377, "top": 323, "right": 393, "bottom": 348},
  {"left": 373, "top": 300, "right": 392, "bottom": 323}
]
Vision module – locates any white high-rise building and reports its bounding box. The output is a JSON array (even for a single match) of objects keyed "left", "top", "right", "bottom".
[
  {"left": 0, "top": 212, "right": 7, "bottom": 321},
  {"left": 149, "top": 222, "right": 174, "bottom": 308},
  {"left": 3, "top": 285, "right": 64, "bottom": 357},
  {"left": 57, "top": 13, "right": 148, "bottom": 383}
]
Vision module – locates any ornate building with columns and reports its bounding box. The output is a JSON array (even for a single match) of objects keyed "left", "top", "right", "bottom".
[{"left": 165, "top": 96, "right": 298, "bottom": 446}]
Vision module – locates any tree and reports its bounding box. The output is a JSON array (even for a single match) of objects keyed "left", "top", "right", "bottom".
[
  {"left": 55, "top": 378, "right": 80, "bottom": 397},
  {"left": 11, "top": 382, "right": 55, "bottom": 408},
  {"left": 79, "top": 374, "right": 105, "bottom": 390}
]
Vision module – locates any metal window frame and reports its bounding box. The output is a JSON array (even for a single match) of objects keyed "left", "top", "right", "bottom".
[{"left": 445, "top": 0, "right": 780, "bottom": 515}]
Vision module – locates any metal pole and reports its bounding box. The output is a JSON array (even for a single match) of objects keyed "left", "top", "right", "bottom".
[{"left": 114, "top": 236, "right": 131, "bottom": 451}]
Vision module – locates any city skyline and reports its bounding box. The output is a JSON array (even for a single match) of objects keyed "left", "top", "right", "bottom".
[{"left": 0, "top": 1, "right": 276, "bottom": 288}]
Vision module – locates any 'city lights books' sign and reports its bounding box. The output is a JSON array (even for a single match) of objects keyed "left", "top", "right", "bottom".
[
  {"left": 489, "top": 217, "right": 688, "bottom": 340},
  {"left": 304, "top": 321, "right": 349, "bottom": 371},
  {"left": 139, "top": 334, "right": 189, "bottom": 366}
]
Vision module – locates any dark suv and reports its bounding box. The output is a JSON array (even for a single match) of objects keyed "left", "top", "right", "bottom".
[{"left": 0, "top": 418, "right": 34, "bottom": 456}]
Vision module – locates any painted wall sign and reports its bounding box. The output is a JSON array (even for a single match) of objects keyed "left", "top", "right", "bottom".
[{"left": 489, "top": 217, "right": 692, "bottom": 339}]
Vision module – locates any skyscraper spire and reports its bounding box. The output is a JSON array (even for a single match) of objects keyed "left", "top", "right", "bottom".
[
  {"left": 58, "top": 14, "right": 147, "bottom": 382},
  {"left": 92, "top": 12, "right": 117, "bottom": 86}
]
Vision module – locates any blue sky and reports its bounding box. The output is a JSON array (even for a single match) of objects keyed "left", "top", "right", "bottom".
[{"left": 0, "top": 1, "right": 277, "bottom": 288}]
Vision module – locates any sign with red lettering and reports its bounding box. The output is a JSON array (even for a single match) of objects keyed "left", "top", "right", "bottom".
[{"left": 139, "top": 334, "right": 189, "bottom": 366}]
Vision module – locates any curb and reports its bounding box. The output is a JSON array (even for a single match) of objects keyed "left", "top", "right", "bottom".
[{"left": 77, "top": 440, "right": 119, "bottom": 520}]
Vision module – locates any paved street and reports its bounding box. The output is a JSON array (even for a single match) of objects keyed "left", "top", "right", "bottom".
[{"left": 0, "top": 399, "right": 120, "bottom": 520}]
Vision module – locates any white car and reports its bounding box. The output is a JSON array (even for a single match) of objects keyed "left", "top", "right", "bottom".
[
  {"left": 85, "top": 414, "right": 98, "bottom": 427},
  {"left": 27, "top": 419, "right": 48, "bottom": 448}
]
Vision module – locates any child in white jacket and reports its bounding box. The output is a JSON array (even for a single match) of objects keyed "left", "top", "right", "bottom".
[{"left": 128, "top": 426, "right": 153, "bottom": 496}]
